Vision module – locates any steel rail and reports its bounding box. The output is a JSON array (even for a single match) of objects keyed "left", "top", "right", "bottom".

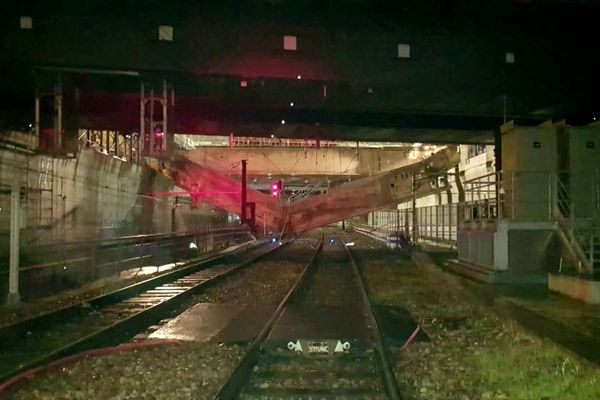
[
  {"left": 0, "top": 240, "right": 259, "bottom": 338},
  {"left": 214, "top": 233, "right": 324, "bottom": 400},
  {"left": 0, "top": 240, "right": 285, "bottom": 384},
  {"left": 214, "top": 233, "right": 402, "bottom": 399},
  {"left": 342, "top": 238, "right": 402, "bottom": 400}
]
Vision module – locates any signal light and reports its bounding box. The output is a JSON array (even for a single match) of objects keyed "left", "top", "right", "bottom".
[{"left": 271, "top": 179, "right": 283, "bottom": 198}]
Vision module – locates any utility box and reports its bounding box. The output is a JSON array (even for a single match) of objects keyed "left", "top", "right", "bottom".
[
  {"left": 500, "top": 122, "right": 560, "bottom": 220},
  {"left": 568, "top": 125, "right": 600, "bottom": 217}
]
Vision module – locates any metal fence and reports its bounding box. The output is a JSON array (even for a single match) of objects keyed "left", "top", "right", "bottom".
[
  {"left": 414, "top": 203, "right": 459, "bottom": 245},
  {"left": 1, "top": 227, "right": 253, "bottom": 300},
  {"left": 364, "top": 205, "right": 458, "bottom": 247},
  {"left": 364, "top": 170, "right": 600, "bottom": 256}
]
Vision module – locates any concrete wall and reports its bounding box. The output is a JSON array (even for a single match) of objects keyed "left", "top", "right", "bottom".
[
  {"left": 0, "top": 131, "right": 225, "bottom": 256},
  {"left": 458, "top": 228, "right": 495, "bottom": 269},
  {"left": 508, "top": 229, "right": 561, "bottom": 273},
  {"left": 458, "top": 221, "right": 561, "bottom": 275}
]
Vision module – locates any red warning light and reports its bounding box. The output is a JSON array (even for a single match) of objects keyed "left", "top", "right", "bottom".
[{"left": 271, "top": 180, "right": 283, "bottom": 198}]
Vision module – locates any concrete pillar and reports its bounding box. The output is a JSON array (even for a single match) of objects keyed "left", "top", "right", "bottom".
[{"left": 6, "top": 181, "right": 21, "bottom": 306}]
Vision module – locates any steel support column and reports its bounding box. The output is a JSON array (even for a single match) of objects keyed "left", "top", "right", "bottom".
[
  {"left": 6, "top": 181, "right": 21, "bottom": 306},
  {"left": 412, "top": 172, "right": 417, "bottom": 242},
  {"left": 241, "top": 160, "right": 248, "bottom": 223}
]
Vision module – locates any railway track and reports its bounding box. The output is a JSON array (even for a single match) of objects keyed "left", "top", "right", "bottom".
[
  {"left": 215, "top": 233, "right": 401, "bottom": 400},
  {"left": 0, "top": 239, "right": 283, "bottom": 384}
]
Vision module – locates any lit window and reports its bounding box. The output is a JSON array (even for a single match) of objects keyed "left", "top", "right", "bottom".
[
  {"left": 158, "top": 25, "right": 173, "bottom": 41},
  {"left": 505, "top": 52, "right": 515, "bottom": 64},
  {"left": 397, "top": 43, "right": 410, "bottom": 58},
  {"left": 283, "top": 35, "right": 297, "bottom": 51},
  {"left": 20, "top": 16, "right": 32, "bottom": 29}
]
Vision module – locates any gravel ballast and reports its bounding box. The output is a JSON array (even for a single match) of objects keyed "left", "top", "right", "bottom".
[
  {"left": 193, "top": 238, "right": 319, "bottom": 305},
  {"left": 4, "top": 237, "right": 320, "bottom": 399},
  {"left": 7, "top": 342, "right": 245, "bottom": 400}
]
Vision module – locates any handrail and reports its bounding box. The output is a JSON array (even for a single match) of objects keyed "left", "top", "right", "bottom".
[
  {"left": 13, "top": 227, "right": 249, "bottom": 252},
  {"left": 551, "top": 172, "right": 598, "bottom": 275},
  {"left": 553, "top": 206, "right": 593, "bottom": 274},
  {"left": 0, "top": 227, "right": 253, "bottom": 278}
]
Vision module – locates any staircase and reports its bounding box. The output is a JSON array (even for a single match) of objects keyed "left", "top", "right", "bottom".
[{"left": 553, "top": 174, "right": 600, "bottom": 276}]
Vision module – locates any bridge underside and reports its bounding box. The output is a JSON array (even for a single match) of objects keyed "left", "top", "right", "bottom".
[{"left": 6, "top": 87, "right": 499, "bottom": 144}]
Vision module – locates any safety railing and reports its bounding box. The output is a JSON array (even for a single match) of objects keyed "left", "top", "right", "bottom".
[
  {"left": 351, "top": 222, "right": 411, "bottom": 249},
  {"left": 462, "top": 170, "right": 600, "bottom": 275},
  {"left": 0, "top": 227, "right": 254, "bottom": 299},
  {"left": 365, "top": 170, "right": 600, "bottom": 275},
  {"left": 551, "top": 172, "right": 600, "bottom": 274}
]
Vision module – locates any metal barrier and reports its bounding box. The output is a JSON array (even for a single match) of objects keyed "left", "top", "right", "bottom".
[
  {"left": 0, "top": 227, "right": 253, "bottom": 299},
  {"left": 366, "top": 171, "right": 600, "bottom": 266}
]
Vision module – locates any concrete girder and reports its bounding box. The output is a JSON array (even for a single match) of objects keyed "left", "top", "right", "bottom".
[
  {"left": 183, "top": 146, "right": 441, "bottom": 177},
  {"left": 153, "top": 147, "right": 458, "bottom": 234},
  {"left": 287, "top": 147, "right": 459, "bottom": 233},
  {"left": 153, "top": 157, "right": 284, "bottom": 232}
]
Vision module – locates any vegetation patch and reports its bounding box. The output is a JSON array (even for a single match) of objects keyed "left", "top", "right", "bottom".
[{"left": 354, "top": 239, "right": 600, "bottom": 399}]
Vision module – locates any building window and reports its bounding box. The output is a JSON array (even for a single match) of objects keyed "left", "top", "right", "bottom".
[
  {"left": 158, "top": 25, "right": 173, "bottom": 41},
  {"left": 468, "top": 144, "right": 487, "bottom": 158},
  {"left": 20, "top": 16, "right": 32, "bottom": 29},
  {"left": 283, "top": 35, "right": 297, "bottom": 51},
  {"left": 505, "top": 52, "right": 515, "bottom": 64},
  {"left": 397, "top": 43, "right": 410, "bottom": 58}
]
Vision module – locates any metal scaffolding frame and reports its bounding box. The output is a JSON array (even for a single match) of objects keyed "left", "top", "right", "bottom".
[{"left": 140, "top": 80, "right": 174, "bottom": 158}]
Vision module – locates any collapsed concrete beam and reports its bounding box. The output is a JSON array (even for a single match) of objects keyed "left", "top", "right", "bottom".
[
  {"left": 152, "top": 147, "right": 458, "bottom": 235},
  {"left": 288, "top": 147, "right": 459, "bottom": 232},
  {"left": 152, "top": 157, "right": 284, "bottom": 232}
]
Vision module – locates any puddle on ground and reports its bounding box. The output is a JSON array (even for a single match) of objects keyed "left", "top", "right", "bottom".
[{"left": 373, "top": 305, "right": 430, "bottom": 346}]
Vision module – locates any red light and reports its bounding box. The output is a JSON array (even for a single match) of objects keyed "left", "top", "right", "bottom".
[
  {"left": 240, "top": 80, "right": 248, "bottom": 87},
  {"left": 271, "top": 179, "right": 283, "bottom": 198}
]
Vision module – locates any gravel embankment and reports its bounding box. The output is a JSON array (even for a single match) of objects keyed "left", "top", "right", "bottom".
[
  {"left": 7, "top": 342, "right": 245, "bottom": 400},
  {"left": 340, "top": 229, "right": 600, "bottom": 400}
]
